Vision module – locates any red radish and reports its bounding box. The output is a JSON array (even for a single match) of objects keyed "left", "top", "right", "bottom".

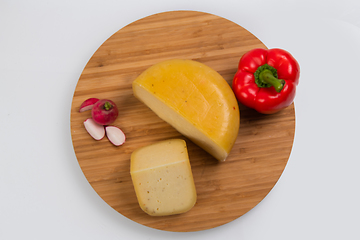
[
  {"left": 105, "top": 126, "right": 126, "bottom": 146},
  {"left": 83, "top": 118, "right": 105, "bottom": 140},
  {"left": 79, "top": 98, "right": 99, "bottom": 112},
  {"left": 91, "top": 99, "right": 119, "bottom": 125}
]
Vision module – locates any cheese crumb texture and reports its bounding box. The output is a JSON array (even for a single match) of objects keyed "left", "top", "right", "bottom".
[
  {"left": 130, "top": 139, "right": 197, "bottom": 216},
  {"left": 132, "top": 59, "right": 240, "bottom": 161}
]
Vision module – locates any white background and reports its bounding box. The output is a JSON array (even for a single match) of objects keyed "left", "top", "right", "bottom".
[{"left": 1, "top": 0, "right": 360, "bottom": 239}]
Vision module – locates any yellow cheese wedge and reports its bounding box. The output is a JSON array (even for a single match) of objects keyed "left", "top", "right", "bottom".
[
  {"left": 130, "top": 139, "right": 197, "bottom": 216},
  {"left": 132, "top": 59, "right": 240, "bottom": 161}
]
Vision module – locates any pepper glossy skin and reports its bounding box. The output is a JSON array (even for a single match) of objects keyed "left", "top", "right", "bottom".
[{"left": 232, "top": 48, "right": 300, "bottom": 114}]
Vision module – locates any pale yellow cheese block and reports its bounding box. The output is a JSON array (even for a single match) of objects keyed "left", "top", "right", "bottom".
[
  {"left": 132, "top": 59, "right": 240, "bottom": 162},
  {"left": 130, "top": 139, "right": 197, "bottom": 216}
]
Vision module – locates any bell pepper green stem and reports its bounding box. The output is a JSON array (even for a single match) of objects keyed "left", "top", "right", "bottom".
[
  {"left": 259, "top": 69, "right": 285, "bottom": 93},
  {"left": 254, "top": 64, "right": 285, "bottom": 93}
]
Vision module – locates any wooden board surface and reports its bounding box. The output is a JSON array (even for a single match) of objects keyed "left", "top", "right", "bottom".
[{"left": 70, "top": 10, "right": 295, "bottom": 232}]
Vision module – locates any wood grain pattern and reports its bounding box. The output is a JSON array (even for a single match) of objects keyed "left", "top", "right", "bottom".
[{"left": 70, "top": 11, "right": 295, "bottom": 232}]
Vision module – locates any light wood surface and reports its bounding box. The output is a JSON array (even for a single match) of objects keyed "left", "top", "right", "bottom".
[{"left": 70, "top": 10, "right": 295, "bottom": 232}]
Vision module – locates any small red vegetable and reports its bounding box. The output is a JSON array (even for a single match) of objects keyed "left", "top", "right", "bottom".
[
  {"left": 79, "top": 98, "right": 99, "bottom": 112},
  {"left": 232, "top": 48, "right": 300, "bottom": 114},
  {"left": 83, "top": 118, "right": 105, "bottom": 140},
  {"left": 91, "top": 99, "right": 119, "bottom": 125},
  {"left": 105, "top": 126, "right": 126, "bottom": 146}
]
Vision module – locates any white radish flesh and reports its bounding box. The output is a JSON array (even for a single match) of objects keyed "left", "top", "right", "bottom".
[
  {"left": 105, "top": 126, "right": 126, "bottom": 146},
  {"left": 84, "top": 118, "right": 105, "bottom": 140}
]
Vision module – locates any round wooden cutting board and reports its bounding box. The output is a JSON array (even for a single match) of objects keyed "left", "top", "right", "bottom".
[{"left": 70, "top": 11, "right": 295, "bottom": 232}]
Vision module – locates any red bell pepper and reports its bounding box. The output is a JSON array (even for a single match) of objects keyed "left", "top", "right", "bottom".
[{"left": 232, "top": 48, "right": 300, "bottom": 114}]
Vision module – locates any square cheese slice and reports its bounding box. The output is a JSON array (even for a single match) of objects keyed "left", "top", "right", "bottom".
[{"left": 130, "top": 139, "right": 197, "bottom": 216}]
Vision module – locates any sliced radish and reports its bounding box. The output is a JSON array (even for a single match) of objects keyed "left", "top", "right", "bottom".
[
  {"left": 105, "top": 126, "right": 126, "bottom": 146},
  {"left": 79, "top": 98, "right": 99, "bottom": 112},
  {"left": 84, "top": 118, "right": 105, "bottom": 140}
]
